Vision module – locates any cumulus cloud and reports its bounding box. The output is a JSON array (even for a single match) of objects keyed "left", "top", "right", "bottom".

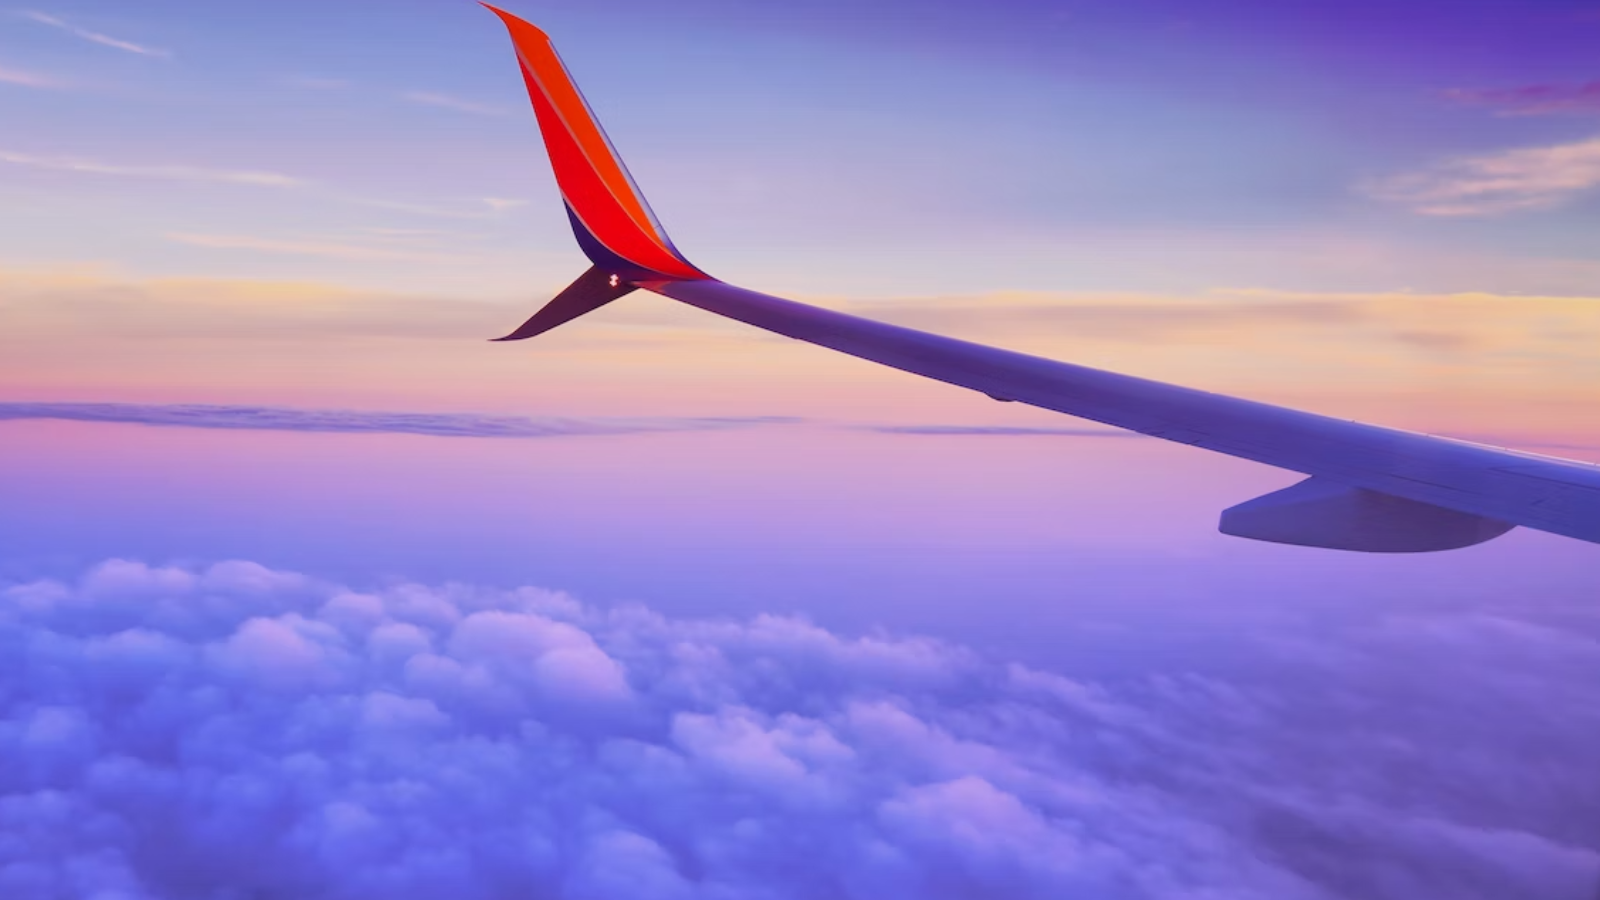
[
  {"left": 0, "top": 560, "right": 1594, "bottom": 899},
  {"left": 0, "top": 402, "right": 798, "bottom": 440},
  {"left": 1365, "top": 137, "right": 1600, "bottom": 216}
]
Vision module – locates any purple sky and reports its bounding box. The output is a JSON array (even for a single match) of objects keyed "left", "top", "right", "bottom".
[{"left": 0, "top": 1, "right": 1598, "bottom": 897}]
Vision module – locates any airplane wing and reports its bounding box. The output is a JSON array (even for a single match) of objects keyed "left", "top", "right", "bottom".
[{"left": 482, "top": 5, "right": 1600, "bottom": 553}]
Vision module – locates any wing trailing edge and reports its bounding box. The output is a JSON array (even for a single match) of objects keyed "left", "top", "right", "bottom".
[{"left": 481, "top": 6, "right": 1600, "bottom": 552}]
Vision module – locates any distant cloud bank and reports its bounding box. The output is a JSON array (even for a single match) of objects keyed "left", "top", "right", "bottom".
[
  {"left": 0, "top": 560, "right": 1592, "bottom": 899},
  {"left": 0, "top": 402, "right": 796, "bottom": 439},
  {"left": 867, "top": 424, "right": 1141, "bottom": 438},
  {"left": 0, "top": 401, "right": 1169, "bottom": 442}
]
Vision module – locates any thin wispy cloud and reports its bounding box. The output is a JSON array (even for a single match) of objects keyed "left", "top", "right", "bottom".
[
  {"left": 166, "top": 232, "right": 468, "bottom": 264},
  {"left": 1445, "top": 82, "right": 1600, "bottom": 116},
  {"left": 0, "top": 402, "right": 799, "bottom": 439},
  {"left": 0, "top": 149, "right": 521, "bottom": 228},
  {"left": 285, "top": 75, "right": 349, "bottom": 90},
  {"left": 355, "top": 196, "right": 528, "bottom": 220},
  {"left": 1365, "top": 136, "right": 1600, "bottom": 216},
  {"left": 19, "top": 10, "right": 168, "bottom": 58},
  {"left": 401, "top": 90, "right": 508, "bottom": 117},
  {"left": 0, "top": 151, "right": 302, "bottom": 187},
  {"left": 0, "top": 63, "right": 61, "bottom": 88},
  {"left": 357, "top": 226, "right": 463, "bottom": 239}
]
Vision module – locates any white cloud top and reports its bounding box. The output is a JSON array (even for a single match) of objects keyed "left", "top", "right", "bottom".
[{"left": 0, "top": 560, "right": 1594, "bottom": 898}]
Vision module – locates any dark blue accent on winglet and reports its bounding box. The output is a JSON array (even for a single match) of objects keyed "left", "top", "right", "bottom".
[{"left": 490, "top": 203, "right": 700, "bottom": 342}]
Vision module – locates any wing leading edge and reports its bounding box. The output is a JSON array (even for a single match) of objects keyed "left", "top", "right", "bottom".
[
  {"left": 482, "top": 6, "right": 1600, "bottom": 552},
  {"left": 647, "top": 279, "right": 1600, "bottom": 549}
]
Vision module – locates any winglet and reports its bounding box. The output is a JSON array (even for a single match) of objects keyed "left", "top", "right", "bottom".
[
  {"left": 483, "top": 4, "right": 707, "bottom": 283},
  {"left": 492, "top": 265, "right": 637, "bottom": 341}
]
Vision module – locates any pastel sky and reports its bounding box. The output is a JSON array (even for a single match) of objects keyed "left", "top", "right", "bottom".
[{"left": 0, "top": 2, "right": 1598, "bottom": 897}]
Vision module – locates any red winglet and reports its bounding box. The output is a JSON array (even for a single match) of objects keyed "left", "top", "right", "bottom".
[{"left": 483, "top": 4, "right": 705, "bottom": 281}]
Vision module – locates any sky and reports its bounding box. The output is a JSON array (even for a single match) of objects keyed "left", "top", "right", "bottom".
[{"left": 0, "top": 1, "right": 1598, "bottom": 897}]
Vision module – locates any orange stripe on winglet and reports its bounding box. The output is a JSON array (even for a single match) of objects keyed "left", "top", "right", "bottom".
[
  {"left": 516, "top": 62, "right": 698, "bottom": 276},
  {"left": 484, "top": 4, "right": 701, "bottom": 279}
]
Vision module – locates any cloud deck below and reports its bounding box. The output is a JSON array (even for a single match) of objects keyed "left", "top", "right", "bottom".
[{"left": 0, "top": 560, "right": 1594, "bottom": 899}]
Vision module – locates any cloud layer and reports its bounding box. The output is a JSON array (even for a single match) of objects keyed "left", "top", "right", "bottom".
[
  {"left": 0, "top": 401, "right": 1149, "bottom": 443},
  {"left": 0, "top": 402, "right": 795, "bottom": 440},
  {"left": 0, "top": 560, "right": 1594, "bottom": 899}
]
